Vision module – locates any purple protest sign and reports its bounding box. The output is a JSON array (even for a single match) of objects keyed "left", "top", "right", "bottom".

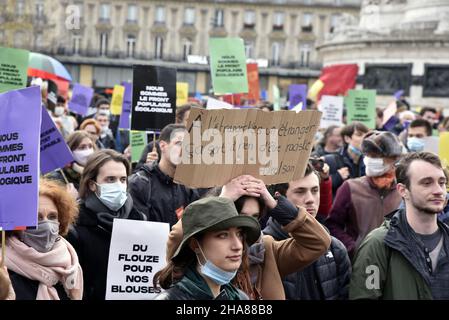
[
  {"left": 394, "top": 90, "right": 404, "bottom": 100},
  {"left": 119, "top": 82, "right": 132, "bottom": 129},
  {"left": 68, "top": 83, "right": 94, "bottom": 116},
  {"left": 289, "top": 84, "right": 307, "bottom": 110},
  {"left": 40, "top": 106, "right": 74, "bottom": 174},
  {"left": 0, "top": 86, "right": 42, "bottom": 230}
]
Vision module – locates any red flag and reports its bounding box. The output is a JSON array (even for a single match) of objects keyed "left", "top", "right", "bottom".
[
  {"left": 317, "top": 64, "right": 358, "bottom": 101},
  {"left": 245, "top": 63, "right": 260, "bottom": 104}
]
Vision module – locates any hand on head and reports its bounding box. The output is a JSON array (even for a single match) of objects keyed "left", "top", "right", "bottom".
[{"left": 220, "top": 175, "right": 277, "bottom": 209}]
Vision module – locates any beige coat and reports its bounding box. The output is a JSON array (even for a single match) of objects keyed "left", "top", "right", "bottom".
[{"left": 166, "top": 207, "right": 331, "bottom": 300}]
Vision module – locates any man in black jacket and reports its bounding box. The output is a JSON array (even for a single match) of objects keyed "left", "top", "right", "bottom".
[
  {"left": 323, "top": 122, "right": 369, "bottom": 197},
  {"left": 265, "top": 162, "right": 351, "bottom": 300},
  {"left": 128, "top": 124, "right": 200, "bottom": 227}
]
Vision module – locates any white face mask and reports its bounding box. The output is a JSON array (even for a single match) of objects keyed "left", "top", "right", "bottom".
[
  {"left": 95, "top": 181, "right": 127, "bottom": 211},
  {"left": 98, "top": 109, "right": 110, "bottom": 117},
  {"left": 54, "top": 106, "right": 65, "bottom": 116},
  {"left": 364, "top": 156, "right": 391, "bottom": 177},
  {"left": 72, "top": 148, "right": 94, "bottom": 166}
]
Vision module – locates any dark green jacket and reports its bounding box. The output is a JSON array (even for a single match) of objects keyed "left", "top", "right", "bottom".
[
  {"left": 154, "top": 265, "right": 248, "bottom": 300},
  {"left": 350, "top": 210, "right": 449, "bottom": 300}
]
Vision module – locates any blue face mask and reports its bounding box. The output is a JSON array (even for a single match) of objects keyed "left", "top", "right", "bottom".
[
  {"left": 348, "top": 144, "right": 362, "bottom": 156},
  {"left": 196, "top": 243, "right": 237, "bottom": 285},
  {"left": 407, "top": 137, "right": 425, "bottom": 152},
  {"left": 95, "top": 181, "right": 127, "bottom": 211}
]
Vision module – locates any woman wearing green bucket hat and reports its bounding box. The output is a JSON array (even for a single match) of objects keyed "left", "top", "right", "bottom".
[{"left": 153, "top": 197, "right": 260, "bottom": 300}]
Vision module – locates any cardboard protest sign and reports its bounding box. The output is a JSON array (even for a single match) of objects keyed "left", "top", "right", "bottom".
[
  {"left": 130, "top": 131, "right": 148, "bottom": 163},
  {"left": 0, "top": 46, "right": 29, "bottom": 93},
  {"left": 105, "top": 219, "right": 169, "bottom": 300},
  {"left": 110, "top": 85, "right": 125, "bottom": 115},
  {"left": 346, "top": 89, "right": 376, "bottom": 129},
  {"left": 119, "top": 82, "right": 132, "bottom": 129},
  {"left": 440, "top": 132, "right": 449, "bottom": 169},
  {"left": 174, "top": 108, "right": 322, "bottom": 188},
  {"left": 289, "top": 84, "right": 307, "bottom": 110},
  {"left": 131, "top": 65, "right": 176, "bottom": 132},
  {"left": 0, "top": 87, "right": 42, "bottom": 230},
  {"left": 318, "top": 95, "right": 344, "bottom": 128},
  {"left": 68, "top": 83, "right": 94, "bottom": 116},
  {"left": 176, "top": 82, "right": 188, "bottom": 106},
  {"left": 206, "top": 97, "right": 233, "bottom": 110},
  {"left": 40, "top": 107, "right": 74, "bottom": 174},
  {"left": 245, "top": 63, "right": 260, "bottom": 104},
  {"left": 209, "top": 38, "right": 248, "bottom": 94}
]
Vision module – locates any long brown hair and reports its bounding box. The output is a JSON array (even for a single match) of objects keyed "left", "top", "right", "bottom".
[
  {"left": 78, "top": 149, "right": 130, "bottom": 199},
  {"left": 154, "top": 231, "right": 257, "bottom": 298}
]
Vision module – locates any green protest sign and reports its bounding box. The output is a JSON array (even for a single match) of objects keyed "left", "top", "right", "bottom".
[
  {"left": 209, "top": 38, "right": 248, "bottom": 95},
  {"left": 0, "top": 47, "right": 30, "bottom": 93},
  {"left": 130, "top": 131, "right": 148, "bottom": 163},
  {"left": 345, "top": 89, "right": 376, "bottom": 129}
]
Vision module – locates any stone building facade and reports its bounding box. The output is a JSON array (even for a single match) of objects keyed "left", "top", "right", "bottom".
[
  {"left": 1, "top": 0, "right": 361, "bottom": 98},
  {"left": 318, "top": 0, "right": 449, "bottom": 110}
]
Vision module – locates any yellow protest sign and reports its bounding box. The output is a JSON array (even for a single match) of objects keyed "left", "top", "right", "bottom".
[
  {"left": 439, "top": 132, "right": 449, "bottom": 170},
  {"left": 111, "top": 85, "right": 125, "bottom": 115},
  {"left": 176, "top": 82, "right": 189, "bottom": 106}
]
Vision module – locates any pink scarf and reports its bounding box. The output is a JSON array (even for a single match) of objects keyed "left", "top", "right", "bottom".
[{"left": 5, "top": 236, "right": 83, "bottom": 300}]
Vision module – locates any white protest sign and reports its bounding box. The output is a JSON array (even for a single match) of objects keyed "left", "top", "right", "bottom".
[
  {"left": 318, "top": 95, "right": 343, "bottom": 128},
  {"left": 105, "top": 219, "right": 169, "bottom": 300},
  {"left": 206, "top": 97, "right": 233, "bottom": 110},
  {"left": 423, "top": 136, "right": 439, "bottom": 154}
]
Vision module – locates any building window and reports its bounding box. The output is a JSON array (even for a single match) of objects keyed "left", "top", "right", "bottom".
[
  {"left": 300, "top": 44, "right": 311, "bottom": 67},
  {"left": 99, "top": 3, "right": 110, "bottom": 23},
  {"left": 271, "top": 42, "right": 281, "bottom": 66},
  {"left": 14, "top": 31, "right": 24, "bottom": 47},
  {"left": 184, "top": 7, "right": 195, "bottom": 25},
  {"left": 35, "top": 0, "right": 44, "bottom": 19},
  {"left": 214, "top": 9, "right": 224, "bottom": 27},
  {"left": 245, "top": 41, "right": 254, "bottom": 59},
  {"left": 75, "top": 1, "right": 84, "bottom": 18},
  {"left": 183, "top": 39, "right": 193, "bottom": 61},
  {"left": 301, "top": 13, "right": 313, "bottom": 32},
  {"left": 126, "top": 35, "right": 136, "bottom": 58},
  {"left": 100, "top": 32, "right": 108, "bottom": 56},
  {"left": 155, "top": 6, "right": 165, "bottom": 23},
  {"left": 244, "top": 10, "right": 255, "bottom": 28},
  {"left": 155, "top": 36, "right": 163, "bottom": 59},
  {"left": 127, "top": 4, "right": 137, "bottom": 23},
  {"left": 34, "top": 32, "right": 43, "bottom": 49},
  {"left": 16, "top": 0, "right": 25, "bottom": 16},
  {"left": 273, "top": 12, "right": 284, "bottom": 31},
  {"left": 330, "top": 14, "right": 340, "bottom": 33},
  {"left": 73, "top": 35, "right": 81, "bottom": 55},
  {"left": 335, "top": 0, "right": 342, "bottom": 6}
]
